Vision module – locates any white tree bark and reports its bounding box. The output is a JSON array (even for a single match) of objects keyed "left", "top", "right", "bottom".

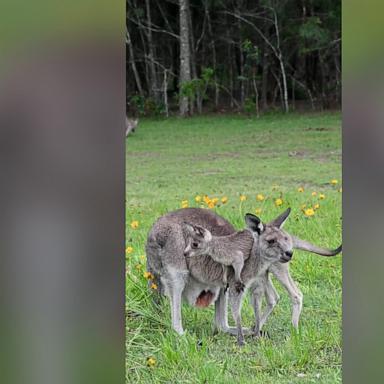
[
  {"left": 273, "top": 8, "right": 289, "bottom": 113},
  {"left": 179, "top": 0, "right": 191, "bottom": 116},
  {"left": 145, "top": 0, "right": 158, "bottom": 101}
]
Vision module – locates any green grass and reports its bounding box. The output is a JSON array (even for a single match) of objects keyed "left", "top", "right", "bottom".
[{"left": 126, "top": 112, "right": 342, "bottom": 383}]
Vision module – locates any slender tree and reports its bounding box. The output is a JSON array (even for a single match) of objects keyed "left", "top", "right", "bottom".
[
  {"left": 179, "top": 0, "right": 191, "bottom": 116},
  {"left": 126, "top": 0, "right": 341, "bottom": 116}
]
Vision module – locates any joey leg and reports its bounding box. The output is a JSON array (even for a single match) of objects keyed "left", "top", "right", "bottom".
[
  {"left": 229, "top": 289, "right": 245, "bottom": 346},
  {"left": 232, "top": 258, "right": 245, "bottom": 293}
]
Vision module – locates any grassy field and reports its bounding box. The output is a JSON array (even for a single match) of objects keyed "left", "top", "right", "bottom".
[{"left": 126, "top": 112, "right": 342, "bottom": 383}]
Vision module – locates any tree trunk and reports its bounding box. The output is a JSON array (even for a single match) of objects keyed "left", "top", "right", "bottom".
[
  {"left": 163, "top": 69, "right": 169, "bottom": 117},
  {"left": 205, "top": 2, "right": 219, "bottom": 109},
  {"left": 126, "top": 28, "right": 144, "bottom": 96},
  {"left": 291, "top": 76, "right": 295, "bottom": 110},
  {"left": 252, "top": 69, "right": 260, "bottom": 118},
  {"left": 179, "top": 0, "right": 191, "bottom": 116},
  {"left": 261, "top": 49, "right": 269, "bottom": 110},
  {"left": 272, "top": 8, "right": 289, "bottom": 113},
  {"left": 271, "top": 69, "right": 283, "bottom": 110},
  {"left": 334, "top": 46, "right": 341, "bottom": 106},
  {"left": 319, "top": 51, "right": 327, "bottom": 109},
  {"left": 226, "top": 23, "right": 234, "bottom": 109},
  {"left": 293, "top": 75, "right": 315, "bottom": 110},
  {"left": 280, "top": 58, "right": 289, "bottom": 112},
  {"left": 132, "top": 0, "right": 150, "bottom": 91},
  {"left": 145, "top": 0, "right": 158, "bottom": 101},
  {"left": 239, "top": 47, "right": 245, "bottom": 109},
  {"left": 229, "top": 45, "right": 234, "bottom": 109},
  {"left": 188, "top": 5, "right": 197, "bottom": 115}
]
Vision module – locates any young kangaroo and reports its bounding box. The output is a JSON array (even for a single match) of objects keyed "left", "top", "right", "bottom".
[
  {"left": 183, "top": 223, "right": 249, "bottom": 292},
  {"left": 126, "top": 117, "right": 138, "bottom": 137}
]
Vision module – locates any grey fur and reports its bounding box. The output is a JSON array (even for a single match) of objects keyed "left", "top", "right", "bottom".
[
  {"left": 182, "top": 209, "right": 298, "bottom": 344},
  {"left": 146, "top": 207, "right": 341, "bottom": 344},
  {"left": 183, "top": 223, "right": 253, "bottom": 291},
  {"left": 126, "top": 117, "right": 138, "bottom": 137}
]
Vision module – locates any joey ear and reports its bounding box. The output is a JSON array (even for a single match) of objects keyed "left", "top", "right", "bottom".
[
  {"left": 202, "top": 227, "right": 212, "bottom": 241},
  {"left": 269, "top": 207, "right": 291, "bottom": 228},
  {"left": 245, "top": 213, "right": 264, "bottom": 235},
  {"left": 183, "top": 222, "right": 212, "bottom": 241},
  {"left": 183, "top": 222, "right": 195, "bottom": 235},
  {"left": 194, "top": 224, "right": 212, "bottom": 241}
]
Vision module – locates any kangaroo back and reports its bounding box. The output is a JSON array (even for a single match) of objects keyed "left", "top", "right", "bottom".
[{"left": 146, "top": 208, "right": 236, "bottom": 293}]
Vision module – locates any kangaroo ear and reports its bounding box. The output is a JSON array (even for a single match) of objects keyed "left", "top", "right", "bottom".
[
  {"left": 183, "top": 222, "right": 196, "bottom": 236},
  {"left": 201, "top": 227, "right": 212, "bottom": 241},
  {"left": 183, "top": 222, "right": 212, "bottom": 241},
  {"left": 193, "top": 224, "right": 212, "bottom": 241},
  {"left": 245, "top": 213, "right": 264, "bottom": 235},
  {"left": 269, "top": 207, "right": 291, "bottom": 228}
]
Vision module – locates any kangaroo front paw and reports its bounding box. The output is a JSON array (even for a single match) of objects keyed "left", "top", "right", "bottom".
[{"left": 234, "top": 281, "right": 245, "bottom": 293}]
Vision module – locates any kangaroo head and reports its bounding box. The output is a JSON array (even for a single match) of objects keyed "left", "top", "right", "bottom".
[
  {"left": 245, "top": 208, "right": 294, "bottom": 263},
  {"left": 183, "top": 223, "right": 212, "bottom": 257},
  {"left": 245, "top": 207, "right": 342, "bottom": 263}
]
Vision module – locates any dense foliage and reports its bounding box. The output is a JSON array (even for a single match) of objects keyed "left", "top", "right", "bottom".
[{"left": 127, "top": 0, "right": 341, "bottom": 115}]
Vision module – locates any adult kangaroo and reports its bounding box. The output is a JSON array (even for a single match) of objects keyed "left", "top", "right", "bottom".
[{"left": 146, "top": 208, "right": 341, "bottom": 341}]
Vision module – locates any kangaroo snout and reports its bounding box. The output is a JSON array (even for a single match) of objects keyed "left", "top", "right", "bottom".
[{"left": 280, "top": 251, "right": 293, "bottom": 263}]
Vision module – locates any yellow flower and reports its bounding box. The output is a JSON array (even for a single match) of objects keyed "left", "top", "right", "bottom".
[
  {"left": 140, "top": 255, "right": 146, "bottom": 261},
  {"left": 151, "top": 283, "right": 158, "bottom": 290},
  {"left": 311, "top": 191, "right": 317, "bottom": 196},
  {"left": 338, "top": 187, "right": 342, "bottom": 193},
  {"left": 126, "top": 246, "right": 133, "bottom": 254},
  {"left": 319, "top": 193, "right": 326, "bottom": 200},
  {"left": 143, "top": 271, "right": 154, "bottom": 280},
  {"left": 297, "top": 187, "right": 304, "bottom": 193},
  {"left": 130, "top": 220, "right": 139, "bottom": 229},
  {"left": 203, "top": 195, "right": 211, "bottom": 204},
  {"left": 275, "top": 198, "right": 283, "bottom": 207},
  {"left": 211, "top": 197, "right": 219, "bottom": 205},
  {"left": 195, "top": 195, "right": 202, "bottom": 202},
  {"left": 135, "top": 264, "right": 143, "bottom": 271},
  {"left": 330, "top": 179, "right": 338, "bottom": 185},
  {"left": 221, "top": 196, "right": 228, "bottom": 204},
  {"left": 181, "top": 200, "right": 189, "bottom": 208},
  {"left": 256, "top": 194, "right": 265, "bottom": 201},
  {"left": 240, "top": 195, "right": 247, "bottom": 202},
  {"left": 208, "top": 201, "right": 215, "bottom": 209},
  {"left": 146, "top": 356, "right": 156, "bottom": 367},
  {"left": 314, "top": 203, "right": 320, "bottom": 210},
  {"left": 304, "top": 208, "right": 315, "bottom": 217},
  {"left": 255, "top": 208, "right": 262, "bottom": 215}
]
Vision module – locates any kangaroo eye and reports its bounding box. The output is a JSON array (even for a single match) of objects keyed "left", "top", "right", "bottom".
[
  {"left": 267, "top": 239, "right": 275, "bottom": 245},
  {"left": 192, "top": 242, "right": 199, "bottom": 249}
]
